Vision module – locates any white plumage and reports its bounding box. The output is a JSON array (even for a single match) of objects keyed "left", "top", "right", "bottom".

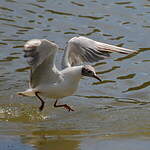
[{"left": 18, "top": 36, "right": 136, "bottom": 111}]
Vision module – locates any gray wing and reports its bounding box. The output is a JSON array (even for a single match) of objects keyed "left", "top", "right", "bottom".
[
  {"left": 24, "top": 39, "right": 60, "bottom": 88},
  {"left": 61, "top": 36, "right": 135, "bottom": 69}
]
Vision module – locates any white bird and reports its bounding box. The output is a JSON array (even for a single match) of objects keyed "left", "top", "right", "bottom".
[{"left": 18, "top": 36, "right": 135, "bottom": 111}]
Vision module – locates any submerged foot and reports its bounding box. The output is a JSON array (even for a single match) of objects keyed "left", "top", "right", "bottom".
[
  {"left": 39, "top": 102, "right": 45, "bottom": 111},
  {"left": 63, "top": 104, "right": 74, "bottom": 112},
  {"left": 54, "top": 99, "right": 74, "bottom": 112}
]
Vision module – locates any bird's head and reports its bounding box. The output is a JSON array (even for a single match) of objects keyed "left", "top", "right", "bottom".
[{"left": 81, "top": 65, "right": 102, "bottom": 82}]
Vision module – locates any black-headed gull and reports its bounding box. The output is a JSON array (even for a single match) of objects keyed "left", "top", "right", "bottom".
[{"left": 18, "top": 36, "right": 135, "bottom": 111}]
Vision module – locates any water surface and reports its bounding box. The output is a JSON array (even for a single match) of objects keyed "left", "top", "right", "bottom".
[{"left": 0, "top": 0, "right": 150, "bottom": 149}]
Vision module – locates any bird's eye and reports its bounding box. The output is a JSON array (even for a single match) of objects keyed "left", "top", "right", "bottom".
[{"left": 87, "top": 70, "right": 91, "bottom": 73}]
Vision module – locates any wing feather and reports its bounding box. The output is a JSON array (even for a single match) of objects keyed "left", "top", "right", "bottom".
[
  {"left": 23, "top": 39, "right": 60, "bottom": 88},
  {"left": 61, "top": 36, "right": 136, "bottom": 69}
]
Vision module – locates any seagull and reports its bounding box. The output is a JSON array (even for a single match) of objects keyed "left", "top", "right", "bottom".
[{"left": 18, "top": 36, "right": 135, "bottom": 111}]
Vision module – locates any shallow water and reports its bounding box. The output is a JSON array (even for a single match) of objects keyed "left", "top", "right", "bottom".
[{"left": 0, "top": 0, "right": 150, "bottom": 149}]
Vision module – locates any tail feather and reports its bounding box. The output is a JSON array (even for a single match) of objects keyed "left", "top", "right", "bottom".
[{"left": 17, "top": 89, "right": 36, "bottom": 97}]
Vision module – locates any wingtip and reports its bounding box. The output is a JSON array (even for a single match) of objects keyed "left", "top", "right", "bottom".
[
  {"left": 17, "top": 92, "right": 27, "bottom": 96},
  {"left": 17, "top": 89, "right": 36, "bottom": 97},
  {"left": 120, "top": 49, "right": 138, "bottom": 55}
]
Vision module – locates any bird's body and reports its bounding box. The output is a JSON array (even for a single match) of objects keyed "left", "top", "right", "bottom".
[
  {"left": 18, "top": 36, "right": 136, "bottom": 111},
  {"left": 21, "top": 66, "right": 83, "bottom": 99},
  {"left": 39, "top": 66, "right": 82, "bottom": 99}
]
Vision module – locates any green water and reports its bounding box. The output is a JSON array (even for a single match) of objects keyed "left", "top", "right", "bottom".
[{"left": 0, "top": 0, "right": 150, "bottom": 149}]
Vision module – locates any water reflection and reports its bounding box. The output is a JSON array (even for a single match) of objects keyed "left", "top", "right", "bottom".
[{"left": 22, "top": 136, "right": 80, "bottom": 150}]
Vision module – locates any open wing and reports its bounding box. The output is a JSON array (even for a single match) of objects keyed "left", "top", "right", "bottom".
[
  {"left": 61, "top": 36, "right": 135, "bottom": 69},
  {"left": 23, "top": 39, "right": 60, "bottom": 88}
]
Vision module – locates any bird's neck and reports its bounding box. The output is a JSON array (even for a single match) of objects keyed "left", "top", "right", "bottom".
[{"left": 61, "top": 66, "right": 83, "bottom": 80}]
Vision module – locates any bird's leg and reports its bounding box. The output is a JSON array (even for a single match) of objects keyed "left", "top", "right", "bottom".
[
  {"left": 35, "top": 92, "right": 45, "bottom": 111},
  {"left": 54, "top": 99, "right": 74, "bottom": 112}
]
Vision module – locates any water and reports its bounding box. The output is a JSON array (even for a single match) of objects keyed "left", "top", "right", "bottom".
[{"left": 0, "top": 0, "right": 150, "bottom": 149}]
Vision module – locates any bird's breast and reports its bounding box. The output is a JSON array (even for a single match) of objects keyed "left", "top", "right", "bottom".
[{"left": 37, "top": 76, "right": 80, "bottom": 99}]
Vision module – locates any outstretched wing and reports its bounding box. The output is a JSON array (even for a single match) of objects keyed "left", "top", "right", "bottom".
[
  {"left": 61, "top": 36, "right": 135, "bottom": 69},
  {"left": 23, "top": 39, "right": 60, "bottom": 88}
]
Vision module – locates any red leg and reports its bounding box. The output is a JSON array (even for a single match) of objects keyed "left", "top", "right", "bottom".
[{"left": 54, "top": 99, "right": 74, "bottom": 112}]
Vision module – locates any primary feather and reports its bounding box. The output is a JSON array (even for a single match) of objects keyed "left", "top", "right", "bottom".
[
  {"left": 61, "top": 36, "right": 134, "bottom": 69},
  {"left": 24, "top": 39, "right": 61, "bottom": 88}
]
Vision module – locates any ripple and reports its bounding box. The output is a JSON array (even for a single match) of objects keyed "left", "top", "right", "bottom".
[
  {"left": 16, "top": 31, "right": 25, "bottom": 35},
  {"left": 123, "top": 81, "right": 150, "bottom": 93},
  {"left": 79, "top": 29, "right": 101, "bottom": 36},
  {"left": 143, "top": 25, "right": 150, "bottom": 28},
  {"left": 115, "top": 47, "right": 149, "bottom": 61},
  {"left": 116, "top": 43, "right": 124, "bottom": 47},
  {"left": 109, "top": 36, "right": 124, "bottom": 41},
  {"left": 5, "top": 0, "right": 16, "bottom": 2},
  {"left": 94, "top": 61, "right": 107, "bottom": 67},
  {"left": 0, "top": 42, "right": 8, "bottom": 46},
  {"left": 139, "top": 48, "right": 150, "bottom": 52},
  {"left": 27, "top": 3, "right": 44, "bottom": 8},
  {"left": 0, "top": 17, "right": 15, "bottom": 22},
  {"left": 37, "top": 0, "right": 46, "bottom": 2},
  {"left": 64, "top": 31, "right": 76, "bottom": 35},
  {"left": 97, "top": 66, "right": 120, "bottom": 74},
  {"left": 102, "top": 33, "right": 112, "bottom": 37},
  {"left": 143, "top": 60, "right": 150, "bottom": 62},
  {"left": 12, "top": 45, "right": 23, "bottom": 48},
  {"left": 114, "top": 1, "right": 133, "bottom": 5},
  {"left": 71, "top": 1, "right": 84, "bottom": 7},
  {"left": 144, "top": 4, "right": 150, "bottom": 7},
  {"left": 18, "top": 29, "right": 29, "bottom": 32},
  {"left": 121, "top": 21, "right": 130, "bottom": 25},
  {"left": 10, "top": 52, "right": 21, "bottom": 55},
  {"left": 0, "top": 56, "right": 20, "bottom": 62},
  {"left": 78, "top": 15, "right": 104, "bottom": 20},
  {"left": 114, "top": 97, "right": 150, "bottom": 105},
  {"left": 76, "top": 95, "right": 114, "bottom": 99},
  {"left": 117, "top": 73, "right": 136, "bottom": 80},
  {"left": 2, "top": 23, "right": 34, "bottom": 30},
  {"left": 24, "top": 9, "right": 36, "bottom": 14},
  {"left": 45, "top": 9, "right": 74, "bottom": 16},
  {"left": 2, "top": 38, "right": 27, "bottom": 42},
  {"left": 28, "top": 20, "right": 35, "bottom": 23},
  {"left": 125, "top": 6, "right": 136, "bottom": 9},
  {"left": 47, "top": 18, "right": 53, "bottom": 22},
  {"left": 15, "top": 66, "right": 30, "bottom": 72},
  {"left": 93, "top": 80, "right": 116, "bottom": 85},
  {"left": 115, "top": 52, "right": 137, "bottom": 61},
  {"left": 0, "top": 6, "right": 13, "bottom": 12},
  {"left": 69, "top": 28, "right": 78, "bottom": 31}
]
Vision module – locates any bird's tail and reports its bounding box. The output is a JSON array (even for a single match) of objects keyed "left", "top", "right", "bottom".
[{"left": 17, "top": 89, "right": 36, "bottom": 97}]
